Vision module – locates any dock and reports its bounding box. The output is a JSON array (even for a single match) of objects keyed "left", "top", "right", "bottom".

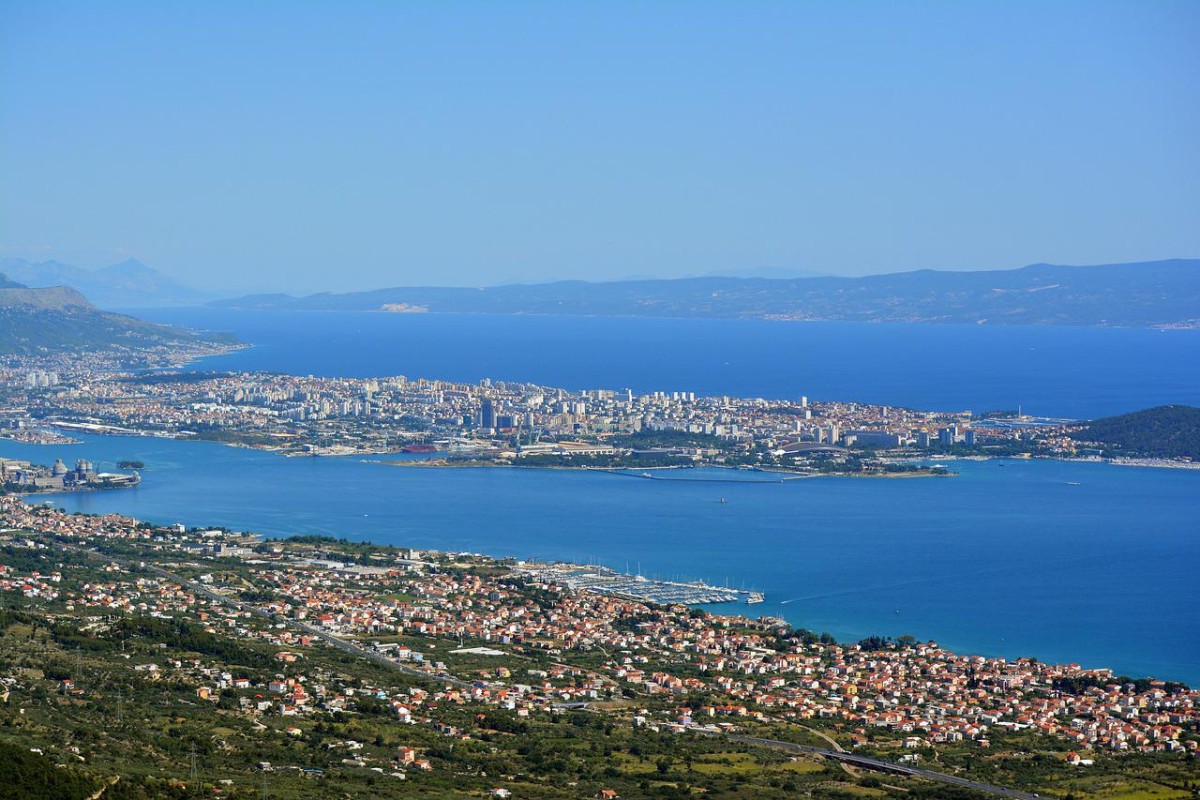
[{"left": 516, "top": 562, "right": 762, "bottom": 606}]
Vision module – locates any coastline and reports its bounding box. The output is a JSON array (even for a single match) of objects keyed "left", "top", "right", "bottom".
[
  {"left": 2, "top": 490, "right": 1188, "bottom": 690},
  {"left": 0, "top": 429, "right": 82, "bottom": 446},
  {"left": 199, "top": 302, "right": 1200, "bottom": 329},
  {"left": 912, "top": 452, "right": 1200, "bottom": 471},
  {"left": 19, "top": 419, "right": 1199, "bottom": 473},
  {"left": 379, "top": 459, "right": 954, "bottom": 479},
  {"left": 4, "top": 432, "right": 1196, "bottom": 685}
]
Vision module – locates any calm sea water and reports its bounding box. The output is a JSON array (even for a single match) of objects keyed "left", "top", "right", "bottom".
[
  {"left": 8, "top": 311, "right": 1198, "bottom": 682},
  {"left": 139, "top": 308, "right": 1200, "bottom": 419},
  {"left": 3, "top": 434, "right": 1197, "bottom": 685}
]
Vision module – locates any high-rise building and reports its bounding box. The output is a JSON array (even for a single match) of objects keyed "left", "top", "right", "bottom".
[{"left": 480, "top": 399, "right": 496, "bottom": 430}]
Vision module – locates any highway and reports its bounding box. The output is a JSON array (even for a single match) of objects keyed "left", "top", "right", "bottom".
[
  {"left": 71, "top": 542, "right": 1040, "bottom": 798},
  {"left": 686, "top": 734, "right": 1041, "bottom": 800},
  {"left": 720, "top": 733, "right": 1041, "bottom": 800}
]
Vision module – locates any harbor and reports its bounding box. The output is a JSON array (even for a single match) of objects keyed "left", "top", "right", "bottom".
[{"left": 515, "top": 562, "right": 764, "bottom": 606}]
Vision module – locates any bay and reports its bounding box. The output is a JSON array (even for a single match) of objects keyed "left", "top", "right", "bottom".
[
  {"left": 3, "top": 433, "right": 1197, "bottom": 685},
  {"left": 9, "top": 310, "right": 1198, "bottom": 683}
]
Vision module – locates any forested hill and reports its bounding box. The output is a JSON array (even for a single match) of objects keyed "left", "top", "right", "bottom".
[
  {"left": 1071, "top": 405, "right": 1200, "bottom": 459},
  {"left": 213, "top": 259, "right": 1200, "bottom": 328}
]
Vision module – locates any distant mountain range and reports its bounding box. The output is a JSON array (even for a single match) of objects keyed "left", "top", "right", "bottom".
[
  {"left": 0, "top": 275, "right": 236, "bottom": 361},
  {"left": 213, "top": 259, "right": 1200, "bottom": 328},
  {"left": 0, "top": 257, "right": 212, "bottom": 309}
]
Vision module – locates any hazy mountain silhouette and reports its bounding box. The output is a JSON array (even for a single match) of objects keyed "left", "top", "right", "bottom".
[
  {"left": 0, "top": 257, "right": 213, "bottom": 308},
  {"left": 0, "top": 272, "right": 236, "bottom": 358},
  {"left": 213, "top": 259, "right": 1200, "bottom": 328}
]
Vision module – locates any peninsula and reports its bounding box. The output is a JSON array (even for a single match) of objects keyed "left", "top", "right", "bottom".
[
  {"left": 0, "top": 365, "right": 1073, "bottom": 474},
  {"left": 0, "top": 273, "right": 242, "bottom": 368},
  {"left": 5, "top": 357, "right": 1194, "bottom": 478}
]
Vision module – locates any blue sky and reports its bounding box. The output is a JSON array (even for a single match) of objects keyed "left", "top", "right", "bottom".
[{"left": 1, "top": 1, "right": 1197, "bottom": 294}]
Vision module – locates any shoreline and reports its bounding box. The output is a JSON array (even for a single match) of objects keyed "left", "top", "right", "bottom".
[
  {"left": 910, "top": 452, "right": 1200, "bottom": 471},
  {"left": 5, "top": 445, "right": 1195, "bottom": 685},
  {"left": 379, "top": 459, "right": 953, "bottom": 479},
  {"left": 2, "top": 491, "right": 1190, "bottom": 689},
  {"left": 16, "top": 423, "right": 1200, "bottom": 472},
  {"left": 196, "top": 303, "right": 1200, "bottom": 330}
]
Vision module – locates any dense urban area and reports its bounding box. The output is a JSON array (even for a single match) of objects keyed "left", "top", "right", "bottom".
[{"left": 4, "top": 361, "right": 1172, "bottom": 479}]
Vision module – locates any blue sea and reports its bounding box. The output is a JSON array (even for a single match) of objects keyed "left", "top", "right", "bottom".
[
  {"left": 141, "top": 308, "right": 1200, "bottom": 419},
  {"left": 7, "top": 310, "right": 1199, "bottom": 683}
]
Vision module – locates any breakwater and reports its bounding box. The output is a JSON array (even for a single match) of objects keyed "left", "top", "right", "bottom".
[{"left": 515, "top": 562, "right": 763, "bottom": 605}]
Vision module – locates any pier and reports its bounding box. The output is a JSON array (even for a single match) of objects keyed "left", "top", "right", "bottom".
[{"left": 516, "top": 562, "right": 762, "bottom": 606}]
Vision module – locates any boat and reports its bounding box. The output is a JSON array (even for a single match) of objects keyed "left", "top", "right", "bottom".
[
  {"left": 1065, "top": 481, "right": 1081, "bottom": 486},
  {"left": 745, "top": 592, "right": 765, "bottom": 604},
  {"left": 719, "top": 497, "right": 728, "bottom": 504}
]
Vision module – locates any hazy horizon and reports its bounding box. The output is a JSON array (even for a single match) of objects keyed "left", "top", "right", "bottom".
[
  {"left": 2, "top": 2, "right": 1197, "bottom": 296},
  {"left": 6, "top": 254, "right": 1200, "bottom": 301}
]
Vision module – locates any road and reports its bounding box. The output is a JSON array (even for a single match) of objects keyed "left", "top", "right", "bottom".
[
  {"left": 143, "top": 562, "right": 469, "bottom": 688},
  {"left": 70, "top": 542, "right": 1040, "bottom": 799},
  {"left": 699, "top": 731, "right": 1041, "bottom": 800}
]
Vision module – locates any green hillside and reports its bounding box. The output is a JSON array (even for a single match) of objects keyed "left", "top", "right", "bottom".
[{"left": 1071, "top": 405, "right": 1200, "bottom": 459}]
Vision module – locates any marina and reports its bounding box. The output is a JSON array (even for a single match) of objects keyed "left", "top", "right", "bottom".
[
  {"left": 2, "top": 433, "right": 1196, "bottom": 684},
  {"left": 515, "top": 562, "right": 764, "bottom": 606}
]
